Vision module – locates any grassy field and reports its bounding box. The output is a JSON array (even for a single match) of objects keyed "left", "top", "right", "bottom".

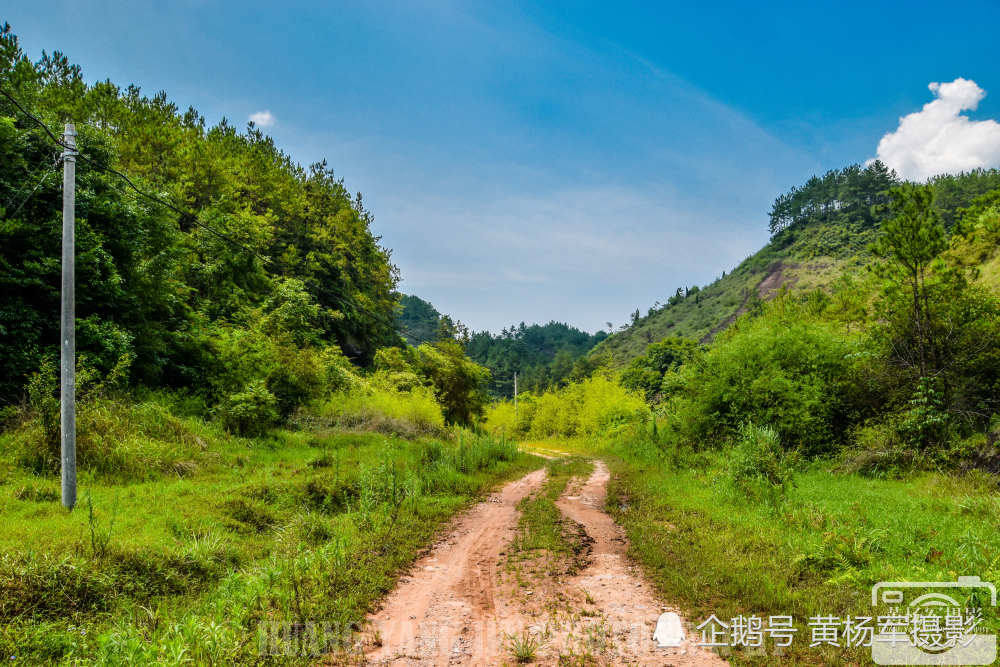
[
  {"left": 600, "top": 437, "right": 1000, "bottom": 664},
  {"left": 0, "top": 396, "right": 538, "bottom": 665}
]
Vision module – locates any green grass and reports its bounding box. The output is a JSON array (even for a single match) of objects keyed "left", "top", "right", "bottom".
[
  {"left": 505, "top": 629, "right": 543, "bottom": 663},
  {"left": 510, "top": 458, "right": 592, "bottom": 562},
  {"left": 603, "top": 439, "right": 1000, "bottom": 665},
  {"left": 0, "top": 395, "right": 539, "bottom": 664}
]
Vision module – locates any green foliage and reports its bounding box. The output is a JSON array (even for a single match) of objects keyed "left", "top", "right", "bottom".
[
  {"left": 25, "top": 355, "right": 60, "bottom": 457},
  {"left": 217, "top": 380, "right": 279, "bottom": 437},
  {"left": 319, "top": 384, "right": 446, "bottom": 438},
  {"left": 0, "top": 24, "right": 400, "bottom": 407},
  {"left": 869, "top": 185, "right": 1000, "bottom": 436},
  {"left": 665, "top": 296, "right": 854, "bottom": 455},
  {"left": 928, "top": 168, "right": 1000, "bottom": 231},
  {"left": 728, "top": 423, "right": 795, "bottom": 506},
  {"left": 506, "top": 631, "right": 543, "bottom": 663},
  {"left": 465, "top": 320, "right": 607, "bottom": 396},
  {"left": 768, "top": 161, "right": 898, "bottom": 235},
  {"left": 484, "top": 374, "right": 649, "bottom": 440},
  {"left": 619, "top": 336, "right": 697, "bottom": 401},
  {"left": 411, "top": 340, "right": 491, "bottom": 424},
  {"left": 395, "top": 294, "right": 442, "bottom": 346},
  {"left": 898, "top": 377, "right": 950, "bottom": 448},
  {"left": 371, "top": 340, "right": 492, "bottom": 425},
  {"left": 596, "top": 168, "right": 1000, "bottom": 370}
]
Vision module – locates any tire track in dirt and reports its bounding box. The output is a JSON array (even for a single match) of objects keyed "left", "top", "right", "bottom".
[
  {"left": 552, "top": 461, "right": 727, "bottom": 665},
  {"left": 357, "top": 461, "right": 726, "bottom": 666},
  {"left": 362, "top": 468, "right": 547, "bottom": 665}
]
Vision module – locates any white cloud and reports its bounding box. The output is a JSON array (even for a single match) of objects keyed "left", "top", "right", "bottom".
[
  {"left": 248, "top": 110, "right": 275, "bottom": 128},
  {"left": 875, "top": 78, "right": 1000, "bottom": 181}
]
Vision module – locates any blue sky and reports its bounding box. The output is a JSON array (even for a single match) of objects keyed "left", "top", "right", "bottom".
[{"left": 6, "top": 1, "right": 1000, "bottom": 332}]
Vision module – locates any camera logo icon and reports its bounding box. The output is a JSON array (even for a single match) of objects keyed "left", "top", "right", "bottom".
[{"left": 871, "top": 576, "right": 997, "bottom": 665}]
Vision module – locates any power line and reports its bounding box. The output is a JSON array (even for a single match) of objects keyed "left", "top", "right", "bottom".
[
  {"left": 2, "top": 152, "right": 58, "bottom": 213},
  {"left": 1, "top": 87, "right": 406, "bottom": 340},
  {"left": 5, "top": 165, "right": 56, "bottom": 219}
]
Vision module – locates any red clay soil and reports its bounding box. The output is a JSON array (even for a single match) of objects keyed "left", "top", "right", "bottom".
[
  {"left": 362, "top": 469, "right": 548, "bottom": 665},
  {"left": 357, "top": 463, "right": 727, "bottom": 666}
]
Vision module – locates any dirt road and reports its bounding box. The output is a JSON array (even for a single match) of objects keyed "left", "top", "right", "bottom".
[
  {"left": 361, "top": 462, "right": 726, "bottom": 666},
  {"left": 553, "top": 461, "right": 725, "bottom": 665}
]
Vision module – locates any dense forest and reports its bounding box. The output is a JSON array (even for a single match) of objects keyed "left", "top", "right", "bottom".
[
  {"left": 0, "top": 24, "right": 512, "bottom": 437},
  {"left": 0, "top": 24, "right": 399, "bottom": 394},
  {"left": 465, "top": 321, "right": 607, "bottom": 397},
  {"left": 395, "top": 294, "right": 607, "bottom": 397}
]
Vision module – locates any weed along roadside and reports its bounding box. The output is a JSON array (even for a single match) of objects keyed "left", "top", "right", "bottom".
[{"left": 0, "top": 393, "right": 540, "bottom": 663}]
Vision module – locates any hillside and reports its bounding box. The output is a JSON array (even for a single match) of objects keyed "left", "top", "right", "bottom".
[
  {"left": 595, "top": 164, "right": 1000, "bottom": 366},
  {"left": 466, "top": 321, "right": 607, "bottom": 396},
  {"left": 395, "top": 294, "right": 443, "bottom": 345}
]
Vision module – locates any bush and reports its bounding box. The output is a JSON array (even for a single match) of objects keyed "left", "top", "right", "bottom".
[
  {"left": 266, "top": 345, "right": 326, "bottom": 419},
  {"left": 509, "top": 374, "right": 649, "bottom": 440},
  {"left": 620, "top": 337, "right": 698, "bottom": 401},
  {"left": 217, "top": 380, "right": 279, "bottom": 436},
  {"left": 728, "top": 423, "right": 795, "bottom": 505},
  {"left": 667, "top": 298, "right": 854, "bottom": 455},
  {"left": 898, "top": 376, "right": 950, "bottom": 448},
  {"left": 318, "top": 385, "right": 446, "bottom": 438},
  {"left": 839, "top": 419, "right": 914, "bottom": 478},
  {"left": 25, "top": 355, "right": 60, "bottom": 468}
]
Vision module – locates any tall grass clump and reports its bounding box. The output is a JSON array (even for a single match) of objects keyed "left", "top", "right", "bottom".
[
  {"left": 318, "top": 385, "right": 446, "bottom": 438},
  {"left": 728, "top": 422, "right": 796, "bottom": 507},
  {"left": 12, "top": 392, "right": 220, "bottom": 483}
]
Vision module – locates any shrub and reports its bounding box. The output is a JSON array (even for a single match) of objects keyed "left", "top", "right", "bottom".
[
  {"left": 898, "top": 376, "right": 950, "bottom": 448},
  {"left": 482, "top": 400, "right": 518, "bottom": 438},
  {"left": 25, "top": 355, "right": 60, "bottom": 468},
  {"left": 729, "top": 422, "right": 795, "bottom": 505},
  {"left": 668, "top": 299, "right": 854, "bottom": 455},
  {"left": 520, "top": 374, "right": 649, "bottom": 439},
  {"left": 266, "top": 345, "right": 326, "bottom": 419},
  {"left": 620, "top": 337, "right": 698, "bottom": 401},
  {"left": 217, "top": 380, "right": 280, "bottom": 436},
  {"left": 319, "top": 385, "right": 446, "bottom": 438},
  {"left": 838, "top": 417, "right": 922, "bottom": 478}
]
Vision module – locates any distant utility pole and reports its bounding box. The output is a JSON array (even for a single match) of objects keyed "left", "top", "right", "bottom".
[
  {"left": 61, "top": 123, "right": 76, "bottom": 510},
  {"left": 513, "top": 372, "right": 518, "bottom": 420}
]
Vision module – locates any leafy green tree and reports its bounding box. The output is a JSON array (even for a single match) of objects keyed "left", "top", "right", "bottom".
[
  {"left": 412, "top": 340, "right": 490, "bottom": 425},
  {"left": 869, "top": 184, "right": 1000, "bottom": 443},
  {"left": 870, "top": 184, "right": 947, "bottom": 379},
  {"left": 620, "top": 337, "right": 698, "bottom": 401}
]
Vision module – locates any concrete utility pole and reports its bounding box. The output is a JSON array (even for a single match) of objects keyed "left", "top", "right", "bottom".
[
  {"left": 513, "top": 372, "right": 518, "bottom": 421},
  {"left": 61, "top": 123, "right": 76, "bottom": 510}
]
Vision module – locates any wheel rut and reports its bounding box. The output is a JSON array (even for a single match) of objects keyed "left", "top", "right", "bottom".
[{"left": 354, "top": 462, "right": 727, "bottom": 666}]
